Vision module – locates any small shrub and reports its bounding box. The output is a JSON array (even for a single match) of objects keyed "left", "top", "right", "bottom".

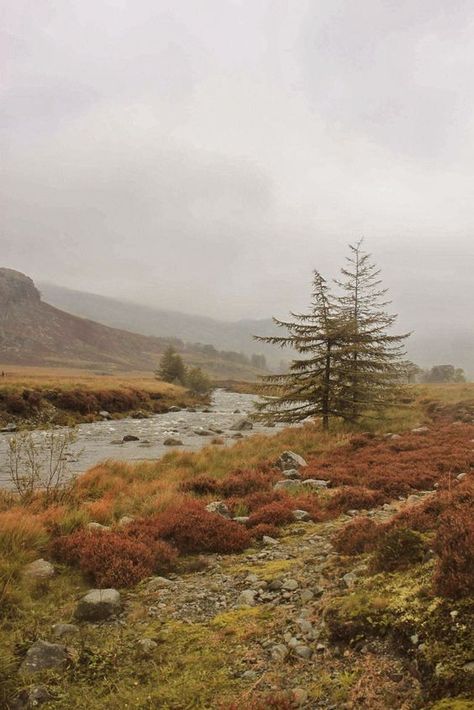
[
  {"left": 219, "top": 468, "right": 276, "bottom": 497},
  {"left": 371, "top": 528, "right": 426, "bottom": 573},
  {"left": 246, "top": 501, "right": 294, "bottom": 528},
  {"left": 333, "top": 517, "right": 379, "bottom": 555},
  {"left": 180, "top": 476, "right": 220, "bottom": 495},
  {"left": 327, "top": 486, "right": 386, "bottom": 514},
  {"left": 130, "top": 501, "right": 251, "bottom": 555},
  {"left": 248, "top": 523, "right": 280, "bottom": 540},
  {"left": 433, "top": 506, "right": 474, "bottom": 598},
  {"left": 51, "top": 529, "right": 177, "bottom": 587}
]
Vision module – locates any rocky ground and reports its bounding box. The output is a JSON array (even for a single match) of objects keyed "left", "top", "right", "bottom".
[{"left": 11, "top": 488, "right": 458, "bottom": 710}]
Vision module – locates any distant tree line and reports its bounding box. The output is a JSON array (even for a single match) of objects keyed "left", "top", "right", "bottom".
[
  {"left": 403, "top": 362, "right": 467, "bottom": 384},
  {"left": 157, "top": 339, "right": 267, "bottom": 371}
]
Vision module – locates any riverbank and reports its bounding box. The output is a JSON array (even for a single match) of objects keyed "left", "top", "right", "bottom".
[{"left": 0, "top": 366, "right": 205, "bottom": 430}]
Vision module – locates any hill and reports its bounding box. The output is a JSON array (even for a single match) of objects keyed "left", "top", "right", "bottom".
[
  {"left": 0, "top": 269, "right": 264, "bottom": 379},
  {"left": 40, "top": 282, "right": 473, "bottom": 378}
]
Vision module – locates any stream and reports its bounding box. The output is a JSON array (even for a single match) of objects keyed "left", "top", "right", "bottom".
[{"left": 0, "top": 389, "right": 285, "bottom": 489}]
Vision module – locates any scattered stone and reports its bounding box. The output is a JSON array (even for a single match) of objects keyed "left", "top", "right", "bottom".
[
  {"left": 277, "top": 451, "right": 307, "bottom": 471},
  {"left": 300, "top": 589, "right": 314, "bottom": 602},
  {"left": 74, "top": 588, "right": 121, "bottom": 621},
  {"left": 99, "top": 410, "right": 112, "bottom": 419},
  {"left": 292, "top": 509, "right": 310, "bottom": 522},
  {"left": 302, "top": 478, "right": 329, "bottom": 489},
  {"left": 456, "top": 472, "right": 467, "bottom": 481},
  {"left": 274, "top": 480, "right": 302, "bottom": 491},
  {"left": 232, "top": 433, "right": 244, "bottom": 439},
  {"left": 268, "top": 579, "right": 283, "bottom": 591},
  {"left": 52, "top": 623, "right": 79, "bottom": 640},
  {"left": 122, "top": 434, "right": 139, "bottom": 442},
  {"left": 231, "top": 418, "right": 253, "bottom": 431},
  {"left": 237, "top": 589, "right": 257, "bottom": 607},
  {"left": 410, "top": 634, "right": 419, "bottom": 645},
  {"left": 1, "top": 422, "right": 17, "bottom": 433},
  {"left": 168, "top": 406, "right": 182, "bottom": 412},
  {"left": 262, "top": 535, "right": 279, "bottom": 546},
  {"left": 412, "top": 426, "right": 429, "bottom": 433},
  {"left": 87, "top": 522, "right": 110, "bottom": 532},
  {"left": 294, "top": 644, "right": 312, "bottom": 659},
  {"left": 282, "top": 468, "right": 300, "bottom": 479},
  {"left": 194, "top": 428, "right": 213, "bottom": 436},
  {"left": 146, "top": 576, "right": 175, "bottom": 591},
  {"left": 117, "top": 515, "right": 134, "bottom": 526},
  {"left": 138, "top": 638, "right": 158, "bottom": 653},
  {"left": 205, "top": 501, "right": 231, "bottom": 518},
  {"left": 342, "top": 572, "right": 358, "bottom": 588},
  {"left": 163, "top": 437, "right": 184, "bottom": 446},
  {"left": 316, "top": 643, "right": 326, "bottom": 652},
  {"left": 242, "top": 670, "right": 258, "bottom": 680},
  {"left": 270, "top": 644, "right": 288, "bottom": 661},
  {"left": 20, "top": 640, "right": 67, "bottom": 674},
  {"left": 233, "top": 516, "right": 250, "bottom": 524},
  {"left": 462, "top": 661, "right": 474, "bottom": 673},
  {"left": 233, "top": 409, "right": 241, "bottom": 414},
  {"left": 282, "top": 579, "right": 299, "bottom": 591},
  {"left": 187, "top": 407, "right": 196, "bottom": 412},
  {"left": 23, "top": 559, "right": 55, "bottom": 580},
  {"left": 13, "top": 686, "right": 52, "bottom": 708}
]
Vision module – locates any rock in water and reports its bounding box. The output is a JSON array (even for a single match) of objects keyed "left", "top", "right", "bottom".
[
  {"left": 230, "top": 418, "right": 253, "bottom": 431},
  {"left": 74, "top": 588, "right": 121, "bottom": 621},
  {"left": 20, "top": 640, "right": 67, "bottom": 674},
  {"left": 122, "top": 434, "right": 139, "bottom": 442},
  {"left": 163, "top": 437, "right": 183, "bottom": 446}
]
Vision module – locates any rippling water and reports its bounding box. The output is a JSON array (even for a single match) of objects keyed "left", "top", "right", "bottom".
[{"left": 0, "top": 389, "right": 284, "bottom": 488}]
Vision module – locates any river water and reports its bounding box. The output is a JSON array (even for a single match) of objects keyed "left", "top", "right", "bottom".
[{"left": 0, "top": 389, "right": 284, "bottom": 489}]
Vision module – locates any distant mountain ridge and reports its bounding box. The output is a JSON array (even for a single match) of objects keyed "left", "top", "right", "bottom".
[
  {"left": 40, "top": 281, "right": 473, "bottom": 379},
  {"left": 0, "top": 269, "right": 265, "bottom": 378}
]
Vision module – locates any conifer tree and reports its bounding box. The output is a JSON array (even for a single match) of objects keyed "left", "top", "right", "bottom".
[
  {"left": 254, "top": 271, "right": 348, "bottom": 430},
  {"left": 156, "top": 345, "right": 186, "bottom": 385},
  {"left": 334, "top": 240, "right": 409, "bottom": 420}
]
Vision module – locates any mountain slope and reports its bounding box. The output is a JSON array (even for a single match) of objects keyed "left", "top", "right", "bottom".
[
  {"left": 0, "top": 269, "right": 264, "bottom": 378},
  {"left": 40, "top": 282, "right": 473, "bottom": 377}
]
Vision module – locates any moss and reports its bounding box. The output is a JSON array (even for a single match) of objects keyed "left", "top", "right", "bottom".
[
  {"left": 225, "top": 558, "right": 294, "bottom": 581},
  {"left": 428, "top": 700, "right": 474, "bottom": 710},
  {"left": 211, "top": 607, "right": 270, "bottom": 640},
  {"left": 324, "top": 591, "right": 392, "bottom": 642}
]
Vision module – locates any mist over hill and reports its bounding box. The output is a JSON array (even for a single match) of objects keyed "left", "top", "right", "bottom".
[{"left": 40, "top": 282, "right": 473, "bottom": 379}]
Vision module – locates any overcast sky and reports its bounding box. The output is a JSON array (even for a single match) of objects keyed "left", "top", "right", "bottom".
[{"left": 1, "top": 0, "right": 473, "bottom": 328}]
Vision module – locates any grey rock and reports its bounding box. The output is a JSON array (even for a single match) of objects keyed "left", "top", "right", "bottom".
[
  {"left": 231, "top": 418, "right": 253, "bottom": 431},
  {"left": 168, "top": 406, "right": 182, "bottom": 412},
  {"left": 74, "top": 588, "right": 121, "bottom": 621},
  {"left": 205, "top": 501, "right": 231, "bottom": 518},
  {"left": 163, "top": 437, "right": 183, "bottom": 446},
  {"left": 262, "top": 535, "right": 279, "bottom": 545},
  {"left": 237, "top": 589, "right": 257, "bottom": 607},
  {"left": 87, "top": 522, "right": 111, "bottom": 532},
  {"left": 342, "top": 572, "right": 358, "bottom": 588},
  {"left": 13, "top": 686, "right": 52, "bottom": 708},
  {"left": 277, "top": 451, "right": 308, "bottom": 471},
  {"left": 20, "top": 640, "right": 67, "bottom": 674},
  {"left": 282, "top": 579, "right": 299, "bottom": 591},
  {"left": 146, "top": 576, "right": 175, "bottom": 591},
  {"left": 193, "top": 428, "right": 213, "bottom": 436},
  {"left": 232, "top": 433, "right": 244, "bottom": 439},
  {"left": 294, "top": 644, "right": 312, "bottom": 659},
  {"left": 122, "top": 434, "right": 139, "bottom": 442},
  {"left": 270, "top": 644, "right": 288, "bottom": 661},
  {"left": 99, "top": 410, "right": 112, "bottom": 419},
  {"left": 23, "top": 559, "right": 55, "bottom": 580},
  {"left": 456, "top": 472, "right": 468, "bottom": 481},
  {"left": 1, "top": 422, "right": 17, "bottom": 433},
  {"left": 462, "top": 661, "right": 474, "bottom": 673},
  {"left": 268, "top": 579, "right": 283, "bottom": 591},
  {"left": 233, "top": 516, "right": 250, "bottom": 524},
  {"left": 412, "top": 426, "right": 429, "bottom": 433},
  {"left": 52, "top": 623, "right": 79, "bottom": 640},
  {"left": 274, "top": 479, "right": 302, "bottom": 491},
  {"left": 300, "top": 589, "right": 314, "bottom": 602},
  {"left": 292, "top": 509, "right": 310, "bottom": 522}
]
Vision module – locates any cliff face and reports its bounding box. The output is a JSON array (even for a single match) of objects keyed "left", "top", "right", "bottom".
[{"left": 0, "top": 268, "right": 168, "bottom": 369}]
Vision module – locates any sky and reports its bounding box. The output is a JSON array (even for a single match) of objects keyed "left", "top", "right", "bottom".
[{"left": 1, "top": 0, "right": 473, "bottom": 331}]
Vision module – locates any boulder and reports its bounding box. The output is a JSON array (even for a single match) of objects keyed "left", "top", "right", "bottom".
[
  {"left": 193, "top": 428, "right": 212, "bottom": 436},
  {"left": 87, "top": 522, "right": 111, "bottom": 532},
  {"left": 122, "top": 434, "right": 139, "bottom": 442},
  {"left": 205, "top": 501, "right": 231, "bottom": 518},
  {"left": 99, "top": 410, "right": 112, "bottom": 419},
  {"left": 74, "top": 588, "right": 121, "bottom": 621},
  {"left": 292, "top": 509, "right": 311, "bottom": 522},
  {"left": 276, "top": 451, "right": 307, "bottom": 471},
  {"left": 20, "top": 640, "right": 67, "bottom": 674},
  {"left": 163, "top": 437, "right": 183, "bottom": 446},
  {"left": 1, "top": 422, "right": 17, "bottom": 433},
  {"left": 231, "top": 419, "right": 253, "bottom": 431},
  {"left": 146, "top": 576, "right": 175, "bottom": 591},
  {"left": 23, "top": 559, "right": 55, "bottom": 580}
]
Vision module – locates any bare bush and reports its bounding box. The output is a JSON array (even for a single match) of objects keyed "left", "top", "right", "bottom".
[{"left": 8, "top": 428, "right": 77, "bottom": 503}]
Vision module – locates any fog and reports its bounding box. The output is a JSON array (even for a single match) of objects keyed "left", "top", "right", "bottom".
[{"left": 2, "top": 0, "right": 473, "bottom": 330}]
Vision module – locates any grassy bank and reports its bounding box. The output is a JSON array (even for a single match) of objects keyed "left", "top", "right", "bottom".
[
  {"left": 0, "top": 384, "right": 473, "bottom": 708},
  {"left": 0, "top": 366, "right": 205, "bottom": 428}
]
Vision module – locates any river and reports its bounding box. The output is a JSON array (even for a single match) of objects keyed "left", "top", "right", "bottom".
[{"left": 0, "top": 389, "right": 284, "bottom": 489}]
